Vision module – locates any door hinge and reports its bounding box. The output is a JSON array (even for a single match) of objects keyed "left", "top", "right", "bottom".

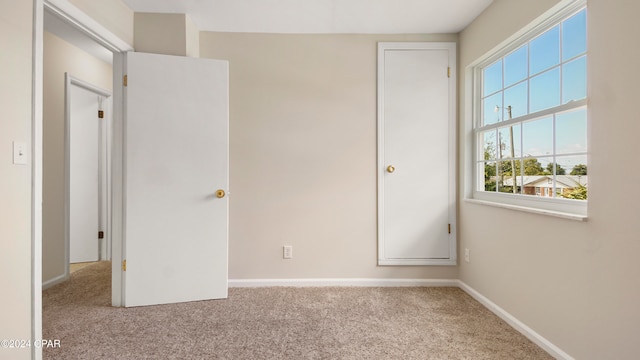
[
  {"left": 448, "top": 224, "right": 451, "bottom": 234},
  {"left": 98, "top": 231, "right": 104, "bottom": 239},
  {"left": 123, "top": 74, "right": 128, "bottom": 87},
  {"left": 447, "top": 67, "right": 451, "bottom": 78},
  {"left": 122, "top": 260, "right": 126, "bottom": 271},
  {"left": 98, "top": 110, "right": 104, "bottom": 119}
]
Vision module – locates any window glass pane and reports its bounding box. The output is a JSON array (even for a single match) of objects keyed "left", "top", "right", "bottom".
[
  {"left": 503, "top": 82, "right": 528, "bottom": 119},
  {"left": 564, "top": 155, "right": 588, "bottom": 176},
  {"left": 562, "top": 9, "right": 587, "bottom": 60},
  {"left": 556, "top": 108, "right": 587, "bottom": 155},
  {"left": 523, "top": 117, "right": 553, "bottom": 157},
  {"left": 522, "top": 179, "right": 551, "bottom": 196},
  {"left": 545, "top": 161, "right": 567, "bottom": 176},
  {"left": 562, "top": 56, "right": 587, "bottom": 103},
  {"left": 483, "top": 130, "right": 497, "bottom": 160},
  {"left": 530, "top": 26, "right": 560, "bottom": 75},
  {"left": 483, "top": 92, "right": 503, "bottom": 125},
  {"left": 504, "top": 45, "right": 528, "bottom": 87},
  {"left": 522, "top": 156, "right": 550, "bottom": 176},
  {"left": 498, "top": 124, "right": 521, "bottom": 159},
  {"left": 555, "top": 156, "right": 588, "bottom": 176},
  {"left": 530, "top": 68, "right": 560, "bottom": 112},
  {"left": 483, "top": 60, "right": 503, "bottom": 96},
  {"left": 555, "top": 155, "right": 588, "bottom": 200},
  {"left": 481, "top": 162, "right": 497, "bottom": 192},
  {"left": 520, "top": 156, "right": 552, "bottom": 197},
  {"left": 496, "top": 161, "right": 517, "bottom": 193}
]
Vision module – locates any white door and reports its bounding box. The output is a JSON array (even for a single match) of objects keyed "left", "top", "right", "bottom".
[
  {"left": 68, "top": 81, "right": 101, "bottom": 263},
  {"left": 123, "top": 52, "right": 229, "bottom": 307},
  {"left": 377, "top": 43, "right": 457, "bottom": 266}
]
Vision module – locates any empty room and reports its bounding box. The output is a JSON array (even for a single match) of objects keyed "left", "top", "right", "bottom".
[{"left": 1, "top": 0, "right": 639, "bottom": 359}]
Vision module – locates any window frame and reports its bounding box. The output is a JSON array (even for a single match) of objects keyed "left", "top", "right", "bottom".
[{"left": 467, "top": 0, "right": 588, "bottom": 220}]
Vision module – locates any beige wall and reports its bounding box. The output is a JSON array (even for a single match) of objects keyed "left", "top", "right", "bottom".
[
  {"left": 0, "top": 1, "right": 33, "bottom": 359},
  {"left": 185, "top": 15, "right": 200, "bottom": 58},
  {"left": 200, "top": 32, "right": 459, "bottom": 280},
  {"left": 135, "top": 13, "right": 200, "bottom": 57},
  {"left": 458, "top": 0, "right": 640, "bottom": 358},
  {"left": 42, "top": 31, "right": 113, "bottom": 284},
  {"left": 67, "top": 0, "right": 133, "bottom": 46}
]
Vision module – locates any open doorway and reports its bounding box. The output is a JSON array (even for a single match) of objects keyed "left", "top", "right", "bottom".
[
  {"left": 65, "top": 74, "right": 112, "bottom": 267},
  {"left": 34, "top": 2, "right": 133, "bottom": 357},
  {"left": 42, "top": 7, "right": 114, "bottom": 289}
]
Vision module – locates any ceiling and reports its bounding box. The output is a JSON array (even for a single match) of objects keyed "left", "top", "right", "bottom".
[{"left": 120, "top": 0, "right": 494, "bottom": 34}]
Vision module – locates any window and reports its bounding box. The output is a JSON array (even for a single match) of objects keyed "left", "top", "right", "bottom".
[{"left": 471, "top": 1, "right": 587, "bottom": 218}]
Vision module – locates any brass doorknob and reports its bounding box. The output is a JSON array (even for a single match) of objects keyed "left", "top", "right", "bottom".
[
  {"left": 386, "top": 165, "right": 395, "bottom": 173},
  {"left": 216, "top": 189, "right": 226, "bottom": 198}
]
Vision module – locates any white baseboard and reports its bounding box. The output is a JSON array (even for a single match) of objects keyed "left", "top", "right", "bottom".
[
  {"left": 229, "top": 278, "right": 459, "bottom": 288},
  {"left": 457, "top": 281, "right": 574, "bottom": 360},
  {"left": 42, "top": 273, "right": 68, "bottom": 290}
]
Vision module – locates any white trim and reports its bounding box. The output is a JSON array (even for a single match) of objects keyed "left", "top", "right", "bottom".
[
  {"left": 44, "top": 0, "right": 133, "bottom": 53},
  {"left": 42, "top": 273, "right": 68, "bottom": 290},
  {"left": 229, "top": 278, "right": 459, "bottom": 288},
  {"left": 466, "top": 0, "right": 587, "bottom": 71},
  {"left": 465, "top": 198, "right": 587, "bottom": 221},
  {"left": 378, "top": 259, "right": 457, "bottom": 266},
  {"left": 110, "top": 53, "right": 125, "bottom": 307},
  {"left": 32, "top": 1, "right": 44, "bottom": 359},
  {"left": 67, "top": 74, "right": 112, "bottom": 97},
  {"left": 458, "top": 281, "right": 575, "bottom": 360},
  {"left": 100, "top": 95, "right": 113, "bottom": 260},
  {"left": 477, "top": 100, "right": 587, "bottom": 132},
  {"left": 472, "top": 189, "right": 587, "bottom": 217}
]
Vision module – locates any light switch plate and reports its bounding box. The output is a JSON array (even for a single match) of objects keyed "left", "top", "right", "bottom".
[{"left": 13, "top": 142, "right": 27, "bottom": 165}]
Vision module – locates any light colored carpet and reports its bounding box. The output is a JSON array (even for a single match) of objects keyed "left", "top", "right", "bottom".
[
  {"left": 69, "top": 262, "right": 98, "bottom": 274},
  {"left": 43, "top": 262, "right": 552, "bottom": 359}
]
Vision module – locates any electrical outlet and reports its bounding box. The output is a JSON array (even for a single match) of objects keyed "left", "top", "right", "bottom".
[
  {"left": 283, "top": 245, "right": 293, "bottom": 259},
  {"left": 464, "top": 248, "right": 470, "bottom": 263}
]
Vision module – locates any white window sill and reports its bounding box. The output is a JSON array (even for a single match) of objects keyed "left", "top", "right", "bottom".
[{"left": 464, "top": 198, "right": 588, "bottom": 222}]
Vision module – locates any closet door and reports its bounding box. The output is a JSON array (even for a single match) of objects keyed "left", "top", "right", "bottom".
[{"left": 377, "top": 42, "right": 457, "bottom": 266}]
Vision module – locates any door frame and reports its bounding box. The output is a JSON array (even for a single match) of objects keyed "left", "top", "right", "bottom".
[
  {"left": 64, "top": 74, "right": 112, "bottom": 270},
  {"left": 33, "top": 0, "right": 132, "bottom": 358}
]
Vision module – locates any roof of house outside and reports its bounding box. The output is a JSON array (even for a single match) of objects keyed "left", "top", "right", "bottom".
[{"left": 502, "top": 175, "right": 588, "bottom": 188}]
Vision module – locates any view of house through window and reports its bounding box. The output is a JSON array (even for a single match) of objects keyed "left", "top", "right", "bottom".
[{"left": 475, "top": 6, "right": 587, "bottom": 202}]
